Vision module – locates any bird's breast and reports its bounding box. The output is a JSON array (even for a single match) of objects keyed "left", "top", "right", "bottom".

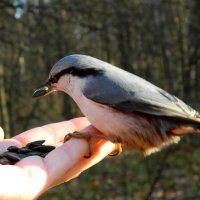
[{"left": 71, "top": 94, "right": 177, "bottom": 154}]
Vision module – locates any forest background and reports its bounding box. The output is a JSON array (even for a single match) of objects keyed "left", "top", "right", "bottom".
[{"left": 0, "top": 0, "right": 200, "bottom": 199}]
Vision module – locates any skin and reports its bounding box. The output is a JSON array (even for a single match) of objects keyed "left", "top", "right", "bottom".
[{"left": 0, "top": 117, "right": 115, "bottom": 200}]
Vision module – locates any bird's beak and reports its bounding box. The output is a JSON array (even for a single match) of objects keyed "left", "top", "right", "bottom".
[{"left": 32, "top": 81, "right": 53, "bottom": 98}]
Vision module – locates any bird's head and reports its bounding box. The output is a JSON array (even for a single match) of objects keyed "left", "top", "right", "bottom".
[{"left": 32, "top": 54, "right": 105, "bottom": 98}]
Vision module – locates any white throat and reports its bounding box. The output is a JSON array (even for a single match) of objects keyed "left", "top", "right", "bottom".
[{"left": 55, "top": 75, "right": 86, "bottom": 99}]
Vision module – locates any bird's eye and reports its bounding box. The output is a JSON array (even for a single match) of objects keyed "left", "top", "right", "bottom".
[
  {"left": 50, "top": 76, "right": 58, "bottom": 84},
  {"left": 69, "top": 69, "right": 74, "bottom": 75}
]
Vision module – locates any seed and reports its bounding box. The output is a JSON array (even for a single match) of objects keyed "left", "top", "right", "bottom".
[
  {"left": 26, "top": 151, "right": 44, "bottom": 156},
  {"left": 26, "top": 140, "right": 45, "bottom": 149},
  {"left": 0, "top": 140, "right": 55, "bottom": 165},
  {"left": 32, "top": 145, "right": 55, "bottom": 153},
  {"left": 3, "top": 152, "right": 21, "bottom": 162},
  {"left": 18, "top": 147, "right": 31, "bottom": 154},
  {"left": 40, "top": 153, "right": 48, "bottom": 158},
  {"left": 17, "top": 154, "right": 29, "bottom": 160},
  {"left": 0, "top": 157, "right": 13, "bottom": 165},
  {"left": 7, "top": 146, "right": 19, "bottom": 152}
]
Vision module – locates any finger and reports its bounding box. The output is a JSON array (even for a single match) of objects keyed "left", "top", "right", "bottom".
[
  {"left": 0, "top": 127, "right": 20, "bottom": 153},
  {"left": 17, "top": 157, "right": 48, "bottom": 199},
  {"left": 64, "top": 140, "right": 115, "bottom": 181},
  {"left": 51, "top": 139, "right": 115, "bottom": 187},
  {"left": 44, "top": 138, "right": 88, "bottom": 188},
  {"left": 0, "top": 127, "right": 4, "bottom": 140},
  {"left": 13, "top": 117, "right": 90, "bottom": 146},
  {"left": 43, "top": 125, "right": 108, "bottom": 188},
  {"left": 41, "top": 122, "right": 114, "bottom": 186},
  {"left": 0, "top": 117, "right": 90, "bottom": 154},
  {"left": 0, "top": 139, "right": 21, "bottom": 153}
]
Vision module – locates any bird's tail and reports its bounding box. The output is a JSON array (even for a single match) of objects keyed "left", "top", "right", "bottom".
[
  {"left": 169, "top": 121, "right": 200, "bottom": 136},
  {"left": 143, "top": 119, "right": 200, "bottom": 156}
]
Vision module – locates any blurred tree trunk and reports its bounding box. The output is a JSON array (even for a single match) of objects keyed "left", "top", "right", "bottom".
[
  {"left": 55, "top": 0, "right": 73, "bottom": 120},
  {"left": 114, "top": 1, "right": 133, "bottom": 71},
  {"left": 189, "top": 0, "right": 200, "bottom": 102},
  {"left": 0, "top": 64, "right": 10, "bottom": 136},
  {"left": 155, "top": 2, "right": 174, "bottom": 93},
  {"left": 177, "top": 1, "right": 190, "bottom": 99}
]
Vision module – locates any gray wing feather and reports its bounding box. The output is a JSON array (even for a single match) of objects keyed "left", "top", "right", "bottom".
[{"left": 83, "top": 67, "right": 199, "bottom": 121}]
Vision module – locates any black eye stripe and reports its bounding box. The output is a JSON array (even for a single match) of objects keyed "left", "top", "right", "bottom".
[
  {"left": 49, "top": 76, "right": 59, "bottom": 83},
  {"left": 49, "top": 66, "right": 104, "bottom": 84}
]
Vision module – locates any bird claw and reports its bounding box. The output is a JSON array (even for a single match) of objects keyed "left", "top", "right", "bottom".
[
  {"left": 109, "top": 143, "right": 122, "bottom": 156},
  {"left": 64, "top": 132, "right": 122, "bottom": 158},
  {"left": 64, "top": 132, "right": 86, "bottom": 142},
  {"left": 64, "top": 131, "right": 108, "bottom": 159}
]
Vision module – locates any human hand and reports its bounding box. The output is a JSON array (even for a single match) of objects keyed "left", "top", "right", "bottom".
[{"left": 0, "top": 117, "right": 115, "bottom": 200}]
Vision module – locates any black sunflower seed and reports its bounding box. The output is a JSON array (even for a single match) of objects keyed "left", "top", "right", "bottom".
[
  {"left": 26, "top": 151, "right": 44, "bottom": 156},
  {"left": 7, "top": 146, "right": 19, "bottom": 152},
  {"left": 0, "top": 139, "right": 55, "bottom": 165},
  {"left": 17, "top": 154, "right": 29, "bottom": 159},
  {"left": 0, "top": 157, "right": 13, "bottom": 165},
  {"left": 26, "top": 140, "right": 45, "bottom": 149},
  {"left": 40, "top": 153, "right": 48, "bottom": 158},
  {"left": 18, "top": 147, "right": 32, "bottom": 154},
  {"left": 3, "top": 152, "right": 21, "bottom": 162},
  {"left": 32, "top": 145, "right": 55, "bottom": 153}
]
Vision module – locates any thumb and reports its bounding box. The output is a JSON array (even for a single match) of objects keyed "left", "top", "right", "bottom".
[{"left": 0, "top": 127, "right": 4, "bottom": 140}]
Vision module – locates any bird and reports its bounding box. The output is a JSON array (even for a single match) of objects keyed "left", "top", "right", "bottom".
[{"left": 32, "top": 54, "right": 200, "bottom": 157}]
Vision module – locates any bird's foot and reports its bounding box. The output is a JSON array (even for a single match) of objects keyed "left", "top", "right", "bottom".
[
  {"left": 64, "top": 131, "right": 108, "bottom": 159},
  {"left": 108, "top": 143, "right": 122, "bottom": 156}
]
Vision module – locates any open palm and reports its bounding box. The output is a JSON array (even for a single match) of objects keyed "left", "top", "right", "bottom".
[{"left": 0, "top": 118, "right": 115, "bottom": 200}]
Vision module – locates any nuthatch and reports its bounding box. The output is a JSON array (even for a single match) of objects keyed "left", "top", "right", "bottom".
[{"left": 32, "top": 55, "right": 200, "bottom": 157}]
